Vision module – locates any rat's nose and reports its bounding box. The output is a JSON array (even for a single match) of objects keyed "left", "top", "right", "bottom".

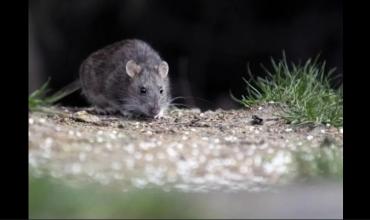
[{"left": 149, "top": 105, "right": 160, "bottom": 116}]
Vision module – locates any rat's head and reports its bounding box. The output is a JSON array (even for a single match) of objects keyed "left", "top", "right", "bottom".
[{"left": 123, "top": 59, "right": 170, "bottom": 118}]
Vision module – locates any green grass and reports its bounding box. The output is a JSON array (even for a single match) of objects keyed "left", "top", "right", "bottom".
[
  {"left": 29, "top": 78, "right": 62, "bottom": 111},
  {"left": 233, "top": 53, "right": 343, "bottom": 127},
  {"left": 29, "top": 78, "right": 79, "bottom": 111}
]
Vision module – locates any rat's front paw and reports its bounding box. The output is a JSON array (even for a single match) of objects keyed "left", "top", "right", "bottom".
[
  {"left": 154, "top": 110, "right": 170, "bottom": 119},
  {"left": 94, "top": 107, "right": 119, "bottom": 115}
]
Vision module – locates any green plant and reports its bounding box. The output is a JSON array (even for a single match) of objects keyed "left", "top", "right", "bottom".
[
  {"left": 29, "top": 78, "right": 79, "bottom": 111},
  {"left": 233, "top": 52, "right": 343, "bottom": 127}
]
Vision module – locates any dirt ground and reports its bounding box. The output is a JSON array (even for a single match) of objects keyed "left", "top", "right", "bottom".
[{"left": 29, "top": 103, "right": 343, "bottom": 192}]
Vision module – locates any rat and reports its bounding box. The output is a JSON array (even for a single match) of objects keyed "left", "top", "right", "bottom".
[{"left": 61, "top": 39, "right": 171, "bottom": 119}]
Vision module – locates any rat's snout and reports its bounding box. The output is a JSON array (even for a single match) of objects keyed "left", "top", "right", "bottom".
[{"left": 148, "top": 105, "right": 160, "bottom": 117}]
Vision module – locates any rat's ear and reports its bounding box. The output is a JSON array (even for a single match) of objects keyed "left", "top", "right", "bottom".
[
  {"left": 126, "top": 60, "right": 141, "bottom": 78},
  {"left": 158, "top": 61, "right": 169, "bottom": 78}
]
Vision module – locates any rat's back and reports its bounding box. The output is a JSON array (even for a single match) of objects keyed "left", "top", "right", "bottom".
[
  {"left": 111, "top": 39, "right": 163, "bottom": 70},
  {"left": 79, "top": 39, "right": 160, "bottom": 88}
]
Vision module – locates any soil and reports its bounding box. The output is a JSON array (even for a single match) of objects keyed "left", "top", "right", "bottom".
[{"left": 29, "top": 103, "right": 343, "bottom": 192}]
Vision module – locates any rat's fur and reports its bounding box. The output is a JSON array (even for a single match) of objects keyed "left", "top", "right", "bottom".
[{"left": 79, "top": 39, "right": 171, "bottom": 118}]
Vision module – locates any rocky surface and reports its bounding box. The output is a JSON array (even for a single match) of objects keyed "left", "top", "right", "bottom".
[{"left": 29, "top": 104, "right": 343, "bottom": 192}]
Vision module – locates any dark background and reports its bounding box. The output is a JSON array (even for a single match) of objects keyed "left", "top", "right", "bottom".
[{"left": 28, "top": 0, "right": 343, "bottom": 110}]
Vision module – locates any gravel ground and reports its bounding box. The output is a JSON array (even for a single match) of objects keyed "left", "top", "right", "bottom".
[{"left": 29, "top": 103, "right": 343, "bottom": 193}]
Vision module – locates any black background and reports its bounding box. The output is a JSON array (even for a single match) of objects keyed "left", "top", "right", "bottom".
[{"left": 29, "top": 0, "right": 343, "bottom": 110}]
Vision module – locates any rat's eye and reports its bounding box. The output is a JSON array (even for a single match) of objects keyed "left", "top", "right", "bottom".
[
  {"left": 140, "top": 87, "right": 147, "bottom": 95},
  {"left": 159, "top": 88, "right": 164, "bottom": 94}
]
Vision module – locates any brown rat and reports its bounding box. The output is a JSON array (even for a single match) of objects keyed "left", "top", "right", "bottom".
[{"left": 78, "top": 39, "right": 171, "bottom": 119}]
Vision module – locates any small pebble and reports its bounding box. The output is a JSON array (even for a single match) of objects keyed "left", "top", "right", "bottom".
[
  {"left": 166, "top": 148, "right": 177, "bottom": 157},
  {"left": 97, "top": 137, "right": 104, "bottom": 143},
  {"left": 38, "top": 118, "right": 46, "bottom": 123}
]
